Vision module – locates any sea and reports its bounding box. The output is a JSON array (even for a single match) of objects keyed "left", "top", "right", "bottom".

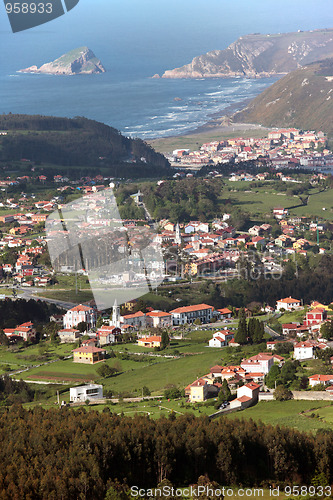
[
  {"left": 0, "top": 0, "right": 332, "bottom": 140},
  {"left": 0, "top": 71, "right": 278, "bottom": 139}
]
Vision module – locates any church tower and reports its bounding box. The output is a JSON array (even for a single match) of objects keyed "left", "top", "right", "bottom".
[
  {"left": 175, "top": 222, "right": 181, "bottom": 245},
  {"left": 111, "top": 299, "right": 120, "bottom": 328}
]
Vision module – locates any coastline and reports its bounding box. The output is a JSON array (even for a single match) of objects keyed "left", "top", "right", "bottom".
[{"left": 148, "top": 97, "right": 270, "bottom": 153}]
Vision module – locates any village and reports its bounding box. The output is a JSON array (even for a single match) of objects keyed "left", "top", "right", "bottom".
[{"left": 168, "top": 128, "right": 333, "bottom": 171}]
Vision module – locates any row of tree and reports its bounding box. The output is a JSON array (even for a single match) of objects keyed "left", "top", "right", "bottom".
[{"left": 234, "top": 309, "right": 264, "bottom": 344}]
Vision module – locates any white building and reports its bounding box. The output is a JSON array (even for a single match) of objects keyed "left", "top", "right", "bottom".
[
  {"left": 146, "top": 310, "right": 172, "bottom": 328},
  {"left": 294, "top": 342, "right": 314, "bottom": 360},
  {"left": 58, "top": 328, "right": 81, "bottom": 343},
  {"left": 241, "top": 353, "right": 274, "bottom": 375},
  {"left": 63, "top": 304, "right": 96, "bottom": 330},
  {"left": 70, "top": 384, "right": 103, "bottom": 402},
  {"left": 170, "top": 303, "right": 213, "bottom": 325},
  {"left": 276, "top": 297, "right": 301, "bottom": 311},
  {"left": 209, "top": 329, "right": 234, "bottom": 348}
]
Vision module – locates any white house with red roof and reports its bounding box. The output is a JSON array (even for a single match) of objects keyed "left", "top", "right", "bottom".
[
  {"left": 170, "top": 303, "right": 214, "bottom": 325},
  {"left": 58, "top": 328, "right": 81, "bottom": 343},
  {"left": 209, "top": 329, "right": 234, "bottom": 348},
  {"left": 230, "top": 382, "right": 261, "bottom": 409},
  {"left": 308, "top": 374, "right": 333, "bottom": 388},
  {"left": 216, "top": 307, "right": 233, "bottom": 319},
  {"left": 294, "top": 341, "right": 315, "bottom": 360},
  {"left": 276, "top": 297, "right": 301, "bottom": 311},
  {"left": 145, "top": 310, "right": 172, "bottom": 328},
  {"left": 63, "top": 304, "right": 96, "bottom": 330},
  {"left": 121, "top": 311, "right": 146, "bottom": 329},
  {"left": 98, "top": 325, "right": 121, "bottom": 345},
  {"left": 3, "top": 321, "right": 36, "bottom": 341},
  {"left": 241, "top": 353, "right": 274, "bottom": 374}
]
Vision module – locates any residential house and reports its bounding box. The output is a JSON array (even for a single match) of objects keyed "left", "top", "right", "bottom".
[
  {"left": 3, "top": 321, "right": 36, "bottom": 341},
  {"left": 208, "top": 329, "right": 234, "bottom": 348},
  {"left": 294, "top": 341, "right": 315, "bottom": 360},
  {"left": 305, "top": 308, "right": 327, "bottom": 327},
  {"left": 241, "top": 353, "right": 274, "bottom": 375},
  {"left": 98, "top": 325, "right": 121, "bottom": 345},
  {"left": 70, "top": 384, "right": 103, "bottom": 402},
  {"left": 137, "top": 335, "right": 162, "bottom": 348},
  {"left": 121, "top": 311, "right": 146, "bottom": 329},
  {"left": 146, "top": 310, "right": 172, "bottom": 328},
  {"left": 72, "top": 346, "right": 106, "bottom": 364},
  {"left": 63, "top": 304, "right": 96, "bottom": 330},
  {"left": 308, "top": 374, "right": 333, "bottom": 388},
  {"left": 276, "top": 297, "right": 301, "bottom": 311},
  {"left": 58, "top": 328, "right": 80, "bottom": 343}
]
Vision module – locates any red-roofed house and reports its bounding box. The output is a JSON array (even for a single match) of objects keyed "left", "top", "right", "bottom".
[
  {"left": 63, "top": 304, "right": 96, "bottom": 330},
  {"left": 121, "top": 311, "right": 146, "bottom": 329},
  {"left": 98, "top": 325, "right": 121, "bottom": 345},
  {"left": 58, "top": 328, "right": 80, "bottom": 343},
  {"left": 241, "top": 353, "right": 274, "bottom": 374},
  {"left": 209, "top": 329, "right": 234, "bottom": 348},
  {"left": 72, "top": 346, "right": 106, "bottom": 364},
  {"left": 170, "top": 303, "right": 214, "bottom": 325},
  {"left": 305, "top": 308, "right": 327, "bottom": 327},
  {"left": 294, "top": 341, "right": 315, "bottom": 360},
  {"left": 137, "top": 336, "right": 162, "bottom": 348},
  {"left": 146, "top": 310, "right": 172, "bottom": 328},
  {"left": 276, "top": 297, "right": 301, "bottom": 311},
  {"left": 308, "top": 374, "right": 333, "bottom": 387}
]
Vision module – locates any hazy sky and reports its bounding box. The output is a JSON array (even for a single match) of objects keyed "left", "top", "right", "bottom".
[{"left": 1, "top": 0, "right": 333, "bottom": 74}]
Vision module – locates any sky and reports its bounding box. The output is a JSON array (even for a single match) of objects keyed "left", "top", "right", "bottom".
[{"left": 1, "top": 0, "right": 333, "bottom": 75}]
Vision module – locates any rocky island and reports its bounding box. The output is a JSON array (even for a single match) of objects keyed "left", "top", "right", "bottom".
[
  {"left": 19, "top": 47, "right": 106, "bottom": 75},
  {"left": 160, "top": 28, "right": 333, "bottom": 79}
]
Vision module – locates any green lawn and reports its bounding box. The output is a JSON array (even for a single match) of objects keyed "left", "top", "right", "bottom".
[
  {"left": 277, "top": 309, "right": 307, "bottom": 324},
  {"left": 224, "top": 400, "right": 333, "bottom": 433},
  {"left": 0, "top": 342, "right": 74, "bottom": 374}
]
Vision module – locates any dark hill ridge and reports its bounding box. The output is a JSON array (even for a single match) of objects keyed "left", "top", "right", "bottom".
[
  {"left": 0, "top": 115, "right": 170, "bottom": 176},
  {"left": 161, "top": 28, "right": 333, "bottom": 79},
  {"left": 232, "top": 58, "right": 333, "bottom": 136}
]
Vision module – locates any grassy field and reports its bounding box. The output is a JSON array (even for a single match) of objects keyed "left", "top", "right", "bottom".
[
  {"left": 224, "top": 400, "right": 333, "bottom": 433},
  {"left": 148, "top": 128, "right": 271, "bottom": 154},
  {"left": 219, "top": 185, "right": 333, "bottom": 221},
  {"left": 0, "top": 342, "right": 74, "bottom": 374}
]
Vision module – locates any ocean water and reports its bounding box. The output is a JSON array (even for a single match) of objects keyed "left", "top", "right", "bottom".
[
  {"left": 1, "top": 0, "right": 333, "bottom": 139},
  {"left": 0, "top": 71, "right": 278, "bottom": 139}
]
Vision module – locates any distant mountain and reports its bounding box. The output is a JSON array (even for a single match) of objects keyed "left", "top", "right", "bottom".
[
  {"left": 161, "top": 29, "right": 333, "bottom": 79},
  {"left": 0, "top": 114, "right": 170, "bottom": 177},
  {"left": 19, "top": 47, "right": 106, "bottom": 75},
  {"left": 233, "top": 58, "right": 333, "bottom": 136}
]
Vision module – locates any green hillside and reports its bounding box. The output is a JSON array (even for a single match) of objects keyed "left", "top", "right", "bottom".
[
  {"left": 0, "top": 114, "right": 170, "bottom": 177},
  {"left": 234, "top": 58, "right": 333, "bottom": 136}
]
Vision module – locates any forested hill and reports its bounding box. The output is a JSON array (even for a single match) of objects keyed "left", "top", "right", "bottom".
[
  {"left": 0, "top": 114, "right": 170, "bottom": 177},
  {"left": 233, "top": 58, "right": 333, "bottom": 136}
]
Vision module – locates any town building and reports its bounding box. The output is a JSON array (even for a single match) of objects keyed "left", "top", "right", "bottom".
[
  {"left": 170, "top": 303, "right": 214, "bottom": 325},
  {"left": 63, "top": 304, "right": 96, "bottom": 330},
  {"left": 70, "top": 384, "right": 103, "bottom": 402},
  {"left": 72, "top": 346, "right": 106, "bottom": 364}
]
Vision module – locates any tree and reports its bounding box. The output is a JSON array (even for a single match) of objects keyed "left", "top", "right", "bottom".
[
  {"left": 320, "top": 320, "right": 333, "bottom": 341},
  {"left": 274, "top": 385, "right": 293, "bottom": 401},
  {"left": 161, "top": 330, "right": 170, "bottom": 350},
  {"left": 217, "top": 379, "right": 231, "bottom": 405},
  {"left": 96, "top": 364, "right": 118, "bottom": 378},
  {"left": 142, "top": 386, "right": 151, "bottom": 397},
  {"left": 0, "top": 329, "right": 9, "bottom": 347},
  {"left": 265, "top": 364, "right": 281, "bottom": 389},
  {"left": 194, "top": 318, "right": 202, "bottom": 325},
  {"left": 76, "top": 321, "right": 87, "bottom": 333},
  {"left": 234, "top": 308, "right": 247, "bottom": 344}
]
